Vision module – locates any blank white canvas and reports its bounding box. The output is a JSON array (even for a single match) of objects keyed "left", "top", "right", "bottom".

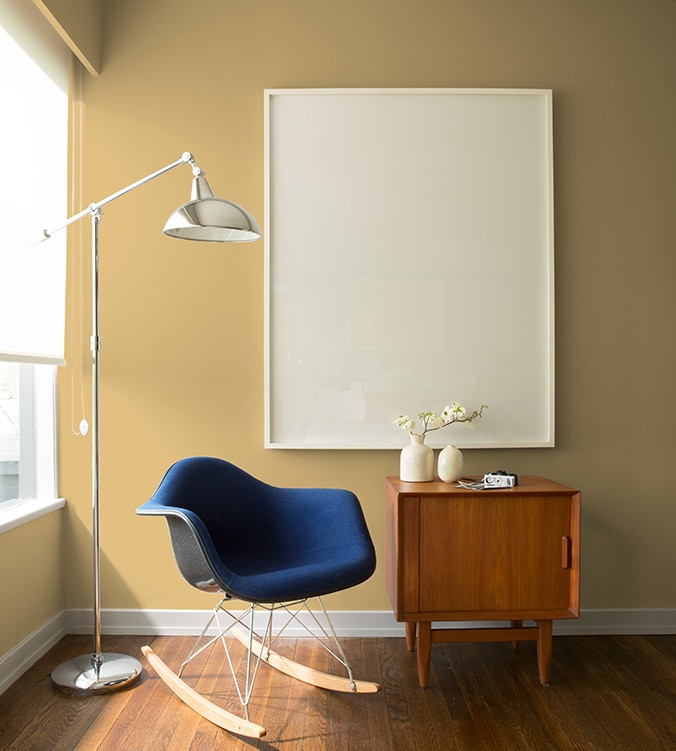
[{"left": 265, "top": 89, "right": 554, "bottom": 449}]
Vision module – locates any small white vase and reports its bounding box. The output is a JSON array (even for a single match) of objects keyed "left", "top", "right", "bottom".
[
  {"left": 437, "top": 444, "right": 464, "bottom": 483},
  {"left": 400, "top": 433, "right": 434, "bottom": 482}
]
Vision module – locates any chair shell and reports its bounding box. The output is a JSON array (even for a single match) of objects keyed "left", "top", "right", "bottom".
[{"left": 136, "top": 456, "right": 377, "bottom": 604}]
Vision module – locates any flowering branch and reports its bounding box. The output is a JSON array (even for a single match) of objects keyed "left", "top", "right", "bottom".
[{"left": 394, "top": 402, "right": 486, "bottom": 436}]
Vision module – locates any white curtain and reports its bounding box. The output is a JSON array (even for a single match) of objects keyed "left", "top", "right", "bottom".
[{"left": 0, "top": 0, "right": 69, "bottom": 365}]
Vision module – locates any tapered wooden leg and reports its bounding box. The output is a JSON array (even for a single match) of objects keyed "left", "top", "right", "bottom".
[
  {"left": 405, "top": 621, "right": 417, "bottom": 652},
  {"left": 511, "top": 620, "right": 523, "bottom": 649},
  {"left": 417, "top": 622, "right": 432, "bottom": 688},
  {"left": 536, "top": 619, "right": 553, "bottom": 685}
]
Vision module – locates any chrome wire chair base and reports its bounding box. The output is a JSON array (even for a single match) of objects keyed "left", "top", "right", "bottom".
[{"left": 142, "top": 595, "right": 380, "bottom": 737}]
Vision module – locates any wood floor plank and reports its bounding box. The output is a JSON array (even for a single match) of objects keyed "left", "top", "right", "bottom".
[
  {"left": 445, "top": 641, "right": 532, "bottom": 751},
  {"left": 0, "top": 635, "right": 147, "bottom": 751},
  {"left": 238, "top": 640, "right": 291, "bottom": 746},
  {"left": 502, "top": 647, "right": 595, "bottom": 750},
  {"left": 325, "top": 638, "right": 383, "bottom": 751},
  {"left": 427, "top": 640, "right": 475, "bottom": 746},
  {"left": 187, "top": 639, "right": 267, "bottom": 751},
  {"left": 91, "top": 636, "right": 183, "bottom": 751},
  {"left": 528, "top": 636, "right": 672, "bottom": 751},
  {"left": 2, "top": 634, "right": 676, "bottom": 750},
  {"left": 395, "top": 639, "right": 458, "bottom": 751},
  {"left": 574, "top": 636, "right": 676, "bottom": 750},
  {"left": 290, "top": 636, "right": 330, "bottom": 750},
  {"left": 375, "top": 636, "right": 420, "bottom": 751},
  {"left": 0, "top": 634, "right": 88, "bottom": 748},
  {"left": 156, "top": 639, "right": 240, "bottom": 750},
  {"left": 164, "top": 631, "right": 257, "bottom": 750},
  {"left": 605, "top": 634, "right": 676, "bottom": 694},
  {"left": 59, "top": 637, "right": 151, "bottom": 751},
  {"left": 471, "top": 642, "right": 567, "bottom": 750},
  {"left": 353, "top": 637, "right": 394, "bottom": 751}
]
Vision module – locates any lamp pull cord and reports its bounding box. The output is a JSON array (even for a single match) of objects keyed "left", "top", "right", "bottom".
[{"left": 69, "top": 62, "right": 88, "bottom": 436}]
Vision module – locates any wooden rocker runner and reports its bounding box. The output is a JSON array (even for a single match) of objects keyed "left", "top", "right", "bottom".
[{"left": 136, "top": 457, "right": 380, "bottom": 737}]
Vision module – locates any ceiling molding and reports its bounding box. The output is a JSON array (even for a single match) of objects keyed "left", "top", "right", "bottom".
[{"left": 32, "top": 0, "right": 101, "bottom": 75}]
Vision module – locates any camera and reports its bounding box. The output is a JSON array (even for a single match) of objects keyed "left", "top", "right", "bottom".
[{"left": 482, "top": 471, "right": 519, "bottom": 489}]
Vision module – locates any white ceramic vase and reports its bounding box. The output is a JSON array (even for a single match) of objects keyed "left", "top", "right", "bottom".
[
  {"left": 437, "top": 444, "right": 464, "bottom": 483},
  {"left": 400, "top": 433, "right": 434, "bottom": 482}
]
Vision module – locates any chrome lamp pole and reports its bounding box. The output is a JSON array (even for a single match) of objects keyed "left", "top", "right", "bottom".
[{"left": 44, "top": 152, "right": 260, "bottom": 693}]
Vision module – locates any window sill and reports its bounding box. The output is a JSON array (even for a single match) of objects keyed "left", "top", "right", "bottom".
[{"left": 0, "top": 497, "right": 65, "bottom": 534}]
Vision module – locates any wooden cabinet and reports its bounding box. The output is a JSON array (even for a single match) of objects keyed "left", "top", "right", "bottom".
[{"left": 385, "top": 476, "right": 580, "bottom": 686}]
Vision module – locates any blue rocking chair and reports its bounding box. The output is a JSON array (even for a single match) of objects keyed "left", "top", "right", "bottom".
[{"left": 136, "top": 456, "right": 379, "bottom": 737}]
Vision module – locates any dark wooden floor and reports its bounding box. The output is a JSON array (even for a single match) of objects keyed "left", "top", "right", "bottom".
[{"left": 0, "top": 633, "right": 674, "bottom": 750}]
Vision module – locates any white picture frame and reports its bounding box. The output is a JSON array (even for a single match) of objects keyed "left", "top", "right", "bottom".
[{"left": 264, "top": 88, "right": 554, "bottom": 449}]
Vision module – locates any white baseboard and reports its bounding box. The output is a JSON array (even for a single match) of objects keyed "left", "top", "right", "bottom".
[
  {"left": 554, "top": 608, "right": 676, "bottom": 635},
  {"left": 65, "top": 607, "right": 403, "bottom": 637},
  {"left": 3, "top": 607, "right": 674, "bottom": 696},
  {"left": 0, "top": 611, "right": 66, "bottom": 695},
  {"left": 64, "top": 607, "right": 676, "bottom": 638}
]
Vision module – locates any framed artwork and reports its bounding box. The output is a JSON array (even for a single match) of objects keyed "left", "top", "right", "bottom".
[{"left": 264, "top": 88, "right": 554, "bottom": 449}]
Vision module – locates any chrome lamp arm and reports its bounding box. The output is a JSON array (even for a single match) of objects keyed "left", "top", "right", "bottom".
[{"left": 42, "top": 152, "right": 197, "bottom": 239}]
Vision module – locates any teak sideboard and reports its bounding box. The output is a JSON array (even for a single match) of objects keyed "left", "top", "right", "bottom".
[{"left": 385, "top": 476, "right": 581, "bottom": 687}]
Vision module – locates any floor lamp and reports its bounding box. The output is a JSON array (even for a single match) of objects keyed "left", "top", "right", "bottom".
[{"left": 44, "top": 151, "right": 261, "bottom": 693}]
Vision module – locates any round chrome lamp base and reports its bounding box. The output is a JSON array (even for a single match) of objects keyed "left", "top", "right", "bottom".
[{"left": 51, "top": 653, "right": 142, "bottom": 694}]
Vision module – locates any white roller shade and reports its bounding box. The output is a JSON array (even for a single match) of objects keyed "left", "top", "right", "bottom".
[{"left": 0, "top": 0, "right": 69, "bottom": 365}]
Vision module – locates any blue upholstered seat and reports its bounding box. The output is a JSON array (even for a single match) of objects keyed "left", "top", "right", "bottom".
[{"left": 136, "top": 456, "right": 376, "bottom": 604}]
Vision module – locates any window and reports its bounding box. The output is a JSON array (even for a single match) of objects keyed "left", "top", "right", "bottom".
[
  {"left": 0, "top": 363, "right": 20, "bottom": 504},
  {"left": 0, "top": 362, "right": 57, "bottom": 509},
  {"left": 0, "top": 0, "right": 69, "bottom": 519}
]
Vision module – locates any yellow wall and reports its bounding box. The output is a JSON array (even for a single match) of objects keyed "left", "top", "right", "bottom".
[
  {"left": 0, "top": 512, "right": 63, "bottom": 656},
  {"left": 55, "top": 0, "right": 676, "bottom": 616}
]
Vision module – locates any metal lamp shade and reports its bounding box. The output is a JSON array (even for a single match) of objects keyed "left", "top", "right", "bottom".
[
  {"left": 164, "top": 198, "right": 261, "bottom": 242},
  {"left": 163, "top": 173, "right": 261, "bottom": 242}
]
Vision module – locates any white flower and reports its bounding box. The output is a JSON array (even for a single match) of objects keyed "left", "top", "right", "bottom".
[
  {"left": 393, "top": 403, "right": 486, "bottom": 436},
  {"left": 394, "top": 415, "right": 415, "bottom": 432},
  {"left": 429, "top": 414, "right": 445, "bottom": 429},
  {"left": 442, "top": 402, "right": 465, "bottom": 420}
]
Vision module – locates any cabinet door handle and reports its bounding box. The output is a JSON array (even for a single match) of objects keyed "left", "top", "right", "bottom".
[{"left": 561, "top": 536, "right": 572, "bottom": 569}]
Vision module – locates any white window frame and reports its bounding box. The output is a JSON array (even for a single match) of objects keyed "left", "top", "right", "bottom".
[
  {"left": 0, "top": 363, "right": 63, "bottom": 534},
  {"left": 18, "top": 363, "right": 36, "bottom": 500}
]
